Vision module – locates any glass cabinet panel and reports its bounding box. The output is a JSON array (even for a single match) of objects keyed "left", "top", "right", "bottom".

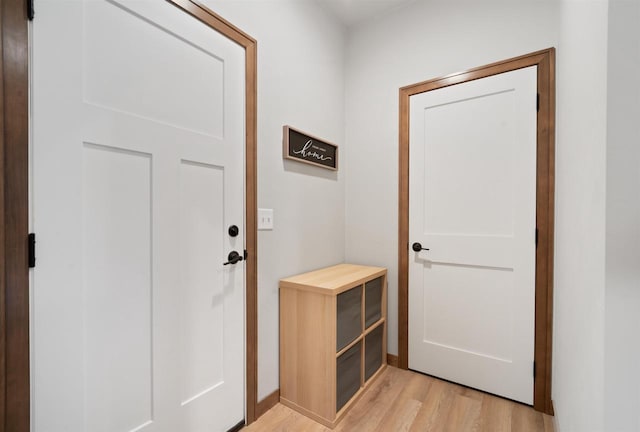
[
  {"left": 364, "top": 325, "right": 383, "bottom": 382},
  {"left": 365, "top": 277, "right": 383, "bottom": 328},
  {"left": 336, "top": 286, "right": 362, "bottom": 351},
  {"left": 336, "top": 341, "right": 362, "bottom": 412}
]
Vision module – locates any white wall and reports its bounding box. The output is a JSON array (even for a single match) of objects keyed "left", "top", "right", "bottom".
[
  {"left": 344, "top": 0, "right": 559, "bottom": 359},
  {"left": 552, "top": 1, "right": 609, "bottom": 431},
  {"left": 202, "top": 0, "right": 347, "bottom": 400},
  {"left": 604, "top": 1, "right": 640, "bottom": 431}
]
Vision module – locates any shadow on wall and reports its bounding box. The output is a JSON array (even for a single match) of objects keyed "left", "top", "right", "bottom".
[{"left": 283, "top": 159, "right": 339, "bottom": 181}]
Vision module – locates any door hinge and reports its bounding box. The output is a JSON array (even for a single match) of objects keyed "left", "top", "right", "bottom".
[
  {"left": 536, "top": 93, "right": 540, "bottom": 112},
  {"left": 27, "top": 0, "right": 34, "bottom": 20},
  {"left": 533, "top": 361, "right": 537, "bottom": 379},
  {"left": 535, "top": 228, "right": 539, "bottom": 247},
  {"left": 28, "top": 233, "right": 36, "bottom": 268}
]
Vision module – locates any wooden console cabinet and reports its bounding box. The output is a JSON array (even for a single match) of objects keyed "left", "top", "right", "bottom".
[{"left": 279, "top": 264, "right": 387, "bottom": 428}]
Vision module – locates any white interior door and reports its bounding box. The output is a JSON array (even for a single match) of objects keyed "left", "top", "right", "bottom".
[
  {"left": 408, "top": 66, "right": 537, "bottom": 404},
  {"left": 31, "top": 1, "right": 246, "bottom": 431}
]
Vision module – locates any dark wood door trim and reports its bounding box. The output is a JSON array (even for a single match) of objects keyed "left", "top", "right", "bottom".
[
  {"left": 1, "top": 1, "right": 259, "bottom": 430},
  {"left": 398, "top": 48, "right": 555, "bottom": 414},
  {"left": 1, "top": 0, "right": 30, "bottom": 430}
]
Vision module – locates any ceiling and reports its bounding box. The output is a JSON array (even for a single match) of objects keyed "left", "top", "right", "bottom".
[{"left": 314, "top": 0, "right": 416, "bottom": 26}]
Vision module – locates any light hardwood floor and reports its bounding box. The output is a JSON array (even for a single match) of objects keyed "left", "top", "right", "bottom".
[{"left": 244, "top": 366, "right": 554, "bottom": 431}]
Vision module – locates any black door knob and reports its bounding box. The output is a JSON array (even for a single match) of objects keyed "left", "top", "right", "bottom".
[
  {"left": 412, "top": 242, "right": 429, "bottom": 252},
  {"left": 228, "top": 225, "right": 239, "bottom": 237},
  {"left": 223, "top": 251, "right": 244, "bottom": 265}
]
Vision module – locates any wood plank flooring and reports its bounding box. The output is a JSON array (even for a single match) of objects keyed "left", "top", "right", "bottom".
[{"left": 244, "top": 366, "right": 554, "bottom": 431}]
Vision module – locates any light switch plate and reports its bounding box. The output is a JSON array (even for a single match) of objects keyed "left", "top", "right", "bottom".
[{"left": 258, "top": 208, "right": 274, "bottom": 230}]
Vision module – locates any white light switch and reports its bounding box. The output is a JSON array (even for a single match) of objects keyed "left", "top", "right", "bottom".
[{"left": 258, "top": 208, "right": 274, "bottom": 230}]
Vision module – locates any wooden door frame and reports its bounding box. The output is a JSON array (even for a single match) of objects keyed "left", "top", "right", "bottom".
[
  {"left": 398, "top": 48, "right": 555, "bottom": 414},
  {"left": 1, "top": 0, "right": 30, "bottom": 430},
  {"left": 0, "top": 0, "right": 260, "bottom": 430}
]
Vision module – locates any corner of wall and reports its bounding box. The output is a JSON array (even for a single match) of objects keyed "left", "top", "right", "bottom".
[
  {"left": 552, "top": 0, "right": 609, "bottom": 431},
  {"left": 603, "top": 1, "right": 640, "bottom": 430}
]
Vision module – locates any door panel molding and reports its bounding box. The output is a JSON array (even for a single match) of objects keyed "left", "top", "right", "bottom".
[
  {"left": 0, "top": 1, "right": 259, "bottom": 430},
  {"left": 398, "top": 48, "right": 555, "bottom": 414}
]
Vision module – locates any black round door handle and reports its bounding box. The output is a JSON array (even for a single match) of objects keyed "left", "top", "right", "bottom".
[
  {"left": 228, "top": 225, "right": 239, "bottom": 237},
  {"left": 223, "top": 251, "right": 244, "bottom": 265},
  {"left": 412, "top": 242, "right": 430, "bottom": 252}
]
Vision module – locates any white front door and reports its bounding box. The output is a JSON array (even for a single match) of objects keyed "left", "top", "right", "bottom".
[
  {"left": 408, "top": 66, "right": 537, "bottom": 404},
  {"left": 31, "top": 1, "right": 246, "bottom": 431}
]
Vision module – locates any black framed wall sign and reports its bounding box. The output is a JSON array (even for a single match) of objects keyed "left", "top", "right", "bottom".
[{"left": 283, "top": 125, "right": 338, "bottom": 170}]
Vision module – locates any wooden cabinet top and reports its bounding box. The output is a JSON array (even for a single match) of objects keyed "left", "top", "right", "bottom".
[{"left": 280, "top": 264, "right": 386, "bottom": 295}]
